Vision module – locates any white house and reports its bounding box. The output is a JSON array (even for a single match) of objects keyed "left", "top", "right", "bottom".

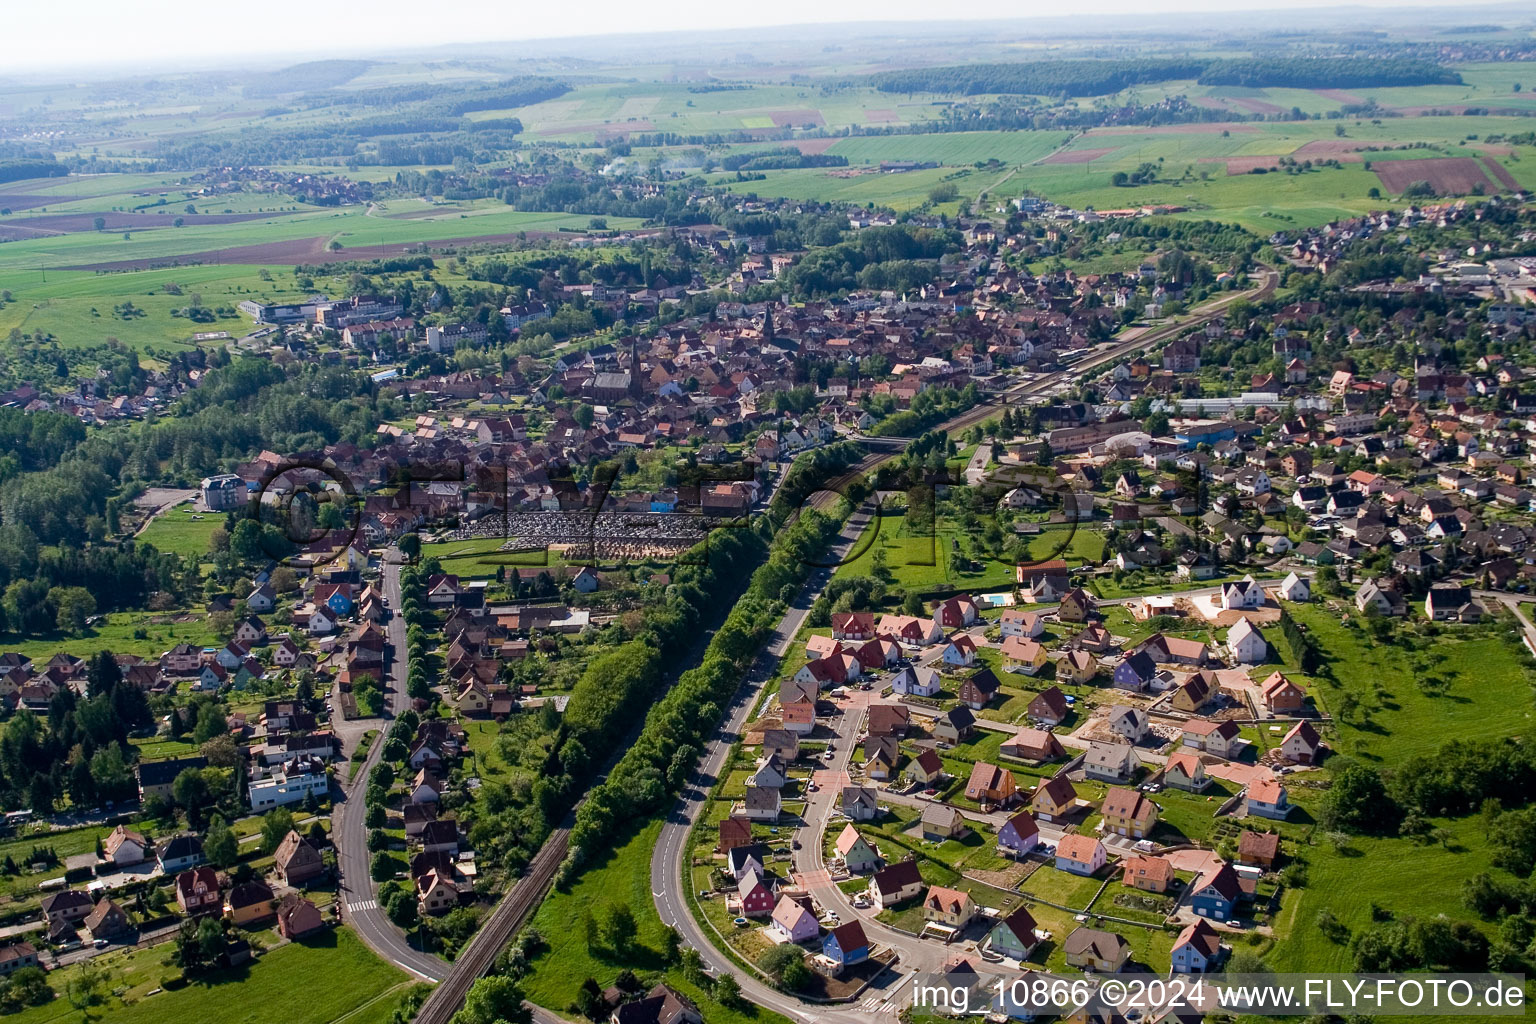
[
  {"left": 890, "top": 665, "right": 942, "bottom": 698},
  {"left": 1277, "top": 572, "right": 1309, "bottom": 602},
  {"left": 1227, "top": 618, "right": 1267, "bottom": 664},
  {"left": 1220, "top": 575, "right": 1266, "bottom": 611}
]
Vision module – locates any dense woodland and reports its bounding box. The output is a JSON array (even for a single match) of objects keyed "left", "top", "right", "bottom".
[{"left": 870, "top": 56, "right": 1460, "bottom": 97}]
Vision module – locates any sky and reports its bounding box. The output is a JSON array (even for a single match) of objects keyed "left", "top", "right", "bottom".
[{"left": 2, "top": 0, "right": 1501, "bottom": 75}]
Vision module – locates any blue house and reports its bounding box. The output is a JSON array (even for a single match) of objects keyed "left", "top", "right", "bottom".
[
  {"left": 1112, "top": 650, "right": 1156, "bottom": 691},
  {"left": 1188, "top": 864, "right": 1243, "bottom": 922},
  {"left": 316, "top": 584, "right": 354, "bottom": 615},
  {"left": 822, "top": 920, "right": 870, "bottom": 968},
  {"left": 650, "top": 496, "right": 677, "bottom": 513}
]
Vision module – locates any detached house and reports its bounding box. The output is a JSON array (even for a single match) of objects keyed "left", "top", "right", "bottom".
[
  {"left": 1063, "top": 927, "right": 1130, "bottom": 972},
  {"left": 1027, "top": 686, "right": 1070, "bottom": 725},
  {"left": 1163, "top": 751, "right": 1210, "bottom": 792},
  {"left": 868, "top": 860, "right": 925, "bottom": 908},
  {"left": 834, "top": 825, "right": 881, "bottom": 874},
  {"left": 1171, "top": 919, "right": 1224, "bottom": 974},
  {"left": 987, "top": 907, "right": 1040, "bottom": 960},
  {"left": 1030, "top": 776, "right": 1079, "bottom": 822},
  {"left": 1189, "top": 864, "right": 1244, "bottom": 921},
  {"left": 1279, "top": 720, "right": 1322, "bottom": 764},
  {"left": 1260, "top": 671, "right": 1306, "bottom": 713},
  {"left": 1083, "top": 742, "right": 1138, "bottom": 783},
  {"left": 1100, "top": 787, "right": 1159, "bottom": 839},
  {"left": 1245, "top": 777, "right": 1291, "bottom": 820},
  {"left": 1054, "top": 834, "right": 1106, "bottom": 876},
  {"left": 996, "top": 811, "right": 1040, "bottom": 859}
]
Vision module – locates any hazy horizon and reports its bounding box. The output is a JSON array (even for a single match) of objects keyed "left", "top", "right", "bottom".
[{"left": 3, "top": 0, "right": 1521, "bottom": 77}]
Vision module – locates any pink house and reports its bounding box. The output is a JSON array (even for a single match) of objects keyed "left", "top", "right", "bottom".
[{"left": 768, "top": 896, "right": 819, "bottom": 944}]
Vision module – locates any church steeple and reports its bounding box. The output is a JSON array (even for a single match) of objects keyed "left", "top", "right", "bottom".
[{"left": 762, "top": 303, "right": 774, "bottom": 342}]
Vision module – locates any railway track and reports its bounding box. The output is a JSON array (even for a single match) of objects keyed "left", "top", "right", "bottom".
[{"left": 411, "top": 828, "right": 572, "bottom": 1024}]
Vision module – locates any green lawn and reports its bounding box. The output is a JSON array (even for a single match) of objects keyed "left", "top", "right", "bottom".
[
  {"left": 521, "top": 820, "right": 790, "bottom": 1024},
  {"left": 1283, "top": 602, "right": 1536, "bottom": 761},
  {"left": 3, "top": 927, "right": 409, "bottom": 1024},
  {"left": 1268, "top": 815, "right": 1501, "bottom": 974},
  {"left": 836, "top": 511, "right": 1020, "bottom": 595},
  {"left": 0, "top": 609, "right": 222, "bottom": 661},
  {"left": 137, "top": 507, "right": 224, "bottom": 558},
  {"left": 1018, "top": 865, "right": 1110, "bottom": 911}
]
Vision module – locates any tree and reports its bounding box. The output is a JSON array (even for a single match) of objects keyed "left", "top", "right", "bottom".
[
  {"left": 51, "top": 587, "right": 96, "bottom": 634},
  {"left": 1321, "top": 763, "right": 1399, "bottom": 834},
  {"left": 454, "top": 976, "right": 530, "bottom": 1024},
  {"left": 370, "top": 851, "right": 395, "bottom": 882},
  {"left": 64, "top": 961, "right": 108, "bottom": 1022},
  {"left": 4, "top": 966, "right": 51, "bottom": 1008},
  {"left": 712, "top": 973, "right": 743, "bottom": 1009},
  {"left": 576, "top": 977, "right": 603, "bottom": 1020},
  {"left": 386, "top": 889, "right": 419, "bottom": 930},
  {"left": 200, "top": 733, "right": 240, "bottom": 767},
  {"left": 192, "top": 703, "right": 228, "bottom": 744},
  {"left": 171, "top": 767, "right": 209, "bottom": 810},
  {"left": 260, "top": 808, "right": 295, "bottom": 854},
  {"left": 93, "top": 217, "right": 106, "bottom": 232},
  {"left": 397, "top": 534, "right": 421, "bottom": 560},
  {"left": 600, "top": 903, "right": 636, "bottom": 954},
  {"left": 204, "top": 815, "right": 238, "bottom": 868}
]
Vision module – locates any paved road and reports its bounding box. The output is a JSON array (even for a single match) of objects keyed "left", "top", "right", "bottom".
[
  {"left": 333, "top": 556, "right": 449, "bottom": 983},
  {"left": 650, "top": 507, "right": 881, "bottom": 1024}
]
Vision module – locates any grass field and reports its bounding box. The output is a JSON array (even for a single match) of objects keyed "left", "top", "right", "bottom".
[
  {"left": 827, "top": 131, "right": 1073, "bottom": 167},
  {"left": 1281, "top": 602, "right": 1535, "bottom": 761},
  {"left": 521, "top": 820, "right": 789, "bottom": 1024},
  {"left": 136, "top": 506, "right": 224, "bottom": 558},
  {"left": 1, "top": 927, "right": 408, "bottom": 1024},
  {"left": 0, "top": 608, "right": 222, "bottom": 661}
]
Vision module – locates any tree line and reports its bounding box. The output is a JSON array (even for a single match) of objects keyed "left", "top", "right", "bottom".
[
  {"left": 568, "top": 444, "right": 864, "bottom": 861},
  {"left": 869, "top": 57, "right": 1458, "bottom": 97}
]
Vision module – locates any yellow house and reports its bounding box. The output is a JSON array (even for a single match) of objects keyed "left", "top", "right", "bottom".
[
  {"left": 224, "top": 881, "right": 275, "bottom": 926},
  {"left": 1100, "top": 787, "right": 1160, "bottom": 839},
  {"left": 922, "top": 885, "right": 977, "bottom": 929},
  {"left": 1063, "top": 926, "right": 1131, "bottom": 973},
  {"left": 1029, "top": 776, "right": 1078, "bottom": 821},
  {"left": 1001, "top": 637, "right": 1047, "bottom": 675},
  {"left": 455, "top": 681, "right": 490, "bottom": 714}
]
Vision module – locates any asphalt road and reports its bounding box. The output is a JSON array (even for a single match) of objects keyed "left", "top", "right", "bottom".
[{"left": 332, "top": 556, "right": 449, "bottom": 983}]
